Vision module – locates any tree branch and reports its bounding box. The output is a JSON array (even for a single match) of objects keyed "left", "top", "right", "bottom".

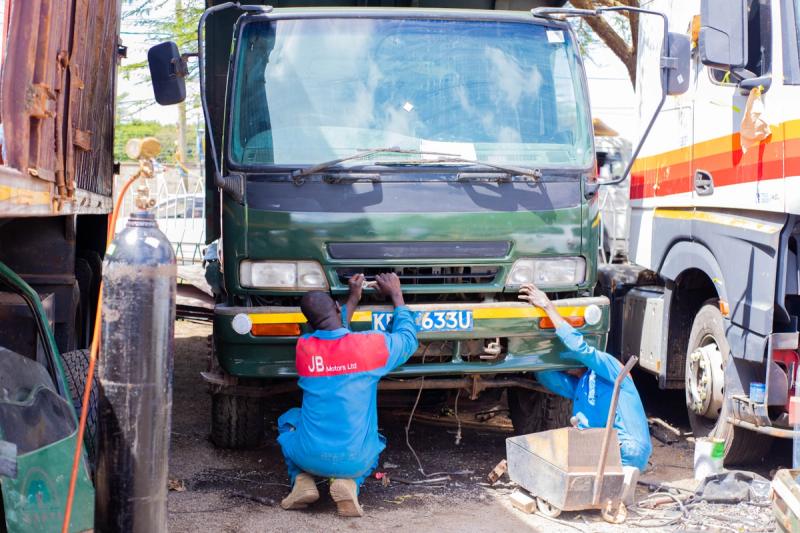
[
  {"left": 626, "top": 11, "right": 639, "bottom": 66},
  {"left": 570, "top": 0, "right": 637, "bottom": 85}
]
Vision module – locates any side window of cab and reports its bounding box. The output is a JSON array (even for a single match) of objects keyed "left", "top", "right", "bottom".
[{"left": 710, "top": 0, "right": 771, "bottom": 83}]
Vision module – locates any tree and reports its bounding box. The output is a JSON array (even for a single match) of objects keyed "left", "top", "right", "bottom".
[
  {"left": 120, "top": 0, "right": 203, "bottom": 164},
  {"left": 114, "top": 119, "right": 198, "bottom": 163},
  {"left": 569, "top": 0, "right": 639, "bottom": 86}
]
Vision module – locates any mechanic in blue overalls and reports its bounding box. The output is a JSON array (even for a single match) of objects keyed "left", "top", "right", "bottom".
[
  {"left": 278, "top": 272, "right": 418, "bottom": 517},
  {"left": 518, "top": 283, "right": 652, "bottom": 475}
]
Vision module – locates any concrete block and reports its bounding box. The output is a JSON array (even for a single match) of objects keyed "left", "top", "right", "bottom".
[{"left": 510, "top": 490, "right": 536, "bottom": 514}]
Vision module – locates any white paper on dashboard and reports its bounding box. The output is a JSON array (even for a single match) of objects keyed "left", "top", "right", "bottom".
[{"left": 419, "top": 140, "right": 477, "bottom": 161}]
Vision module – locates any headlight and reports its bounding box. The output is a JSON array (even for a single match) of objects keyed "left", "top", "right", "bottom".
[
  {"left": 239, "top": 260, "right": 328, "bottom": 290},
  {"left": 506, "top": 257, "right": 586, "bottom": 287}
]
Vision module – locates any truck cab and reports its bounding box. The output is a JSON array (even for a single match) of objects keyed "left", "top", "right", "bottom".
[
  {"left": 608, "top": 0, "right": 800, "bottom": 463},
  {"left": 153, "top": 1, "right": 612, "bottom": 448}
]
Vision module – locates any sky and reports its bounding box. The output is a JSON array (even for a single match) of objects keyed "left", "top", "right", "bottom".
[
  {"left": 116, "top": 10, "right": 637, "bottom": 141},
  {"left": 118, "top": 2, "right": 196, "bottom": 125},
  {"left": 582, "top": 43, "right": 637, "bottom": 140}
]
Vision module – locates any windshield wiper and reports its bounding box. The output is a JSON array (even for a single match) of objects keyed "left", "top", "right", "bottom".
[
  {"left": 291, "top": 148, "right": 399, "bottom": 181},
  {"left": 322, "top": 173, "right": 381, "bottom": 184},
  {"left": 290, "top": 147, "right": 542, "bottom": 184},
  {"left": 454, "top": 171, "right": 539, "bottom": 183},
  {"left": 367, "top": 155, "right": 542, "bottom": 181}
]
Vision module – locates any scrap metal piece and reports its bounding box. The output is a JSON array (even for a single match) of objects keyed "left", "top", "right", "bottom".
[
  {"left": 27, "top": 83, "right": 56, "bottom": 119},
  {"left": 73, "top": 129, "right": 92, "bottom": 151}
]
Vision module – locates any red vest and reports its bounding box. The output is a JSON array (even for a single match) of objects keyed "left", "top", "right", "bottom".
[{"left": 296, "top": 333, "right": 389, "bottom": 377}]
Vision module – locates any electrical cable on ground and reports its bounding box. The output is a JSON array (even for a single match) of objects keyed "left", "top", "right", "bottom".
[
  {"left": 61, "top": 173, "right": 142, "bottom": 533},
  {"left": 403, "top": 343, "right": 478, "bottom": 482},
  {"left": 453, "top": 389, "right": 462, "bottom": 446},
  {"left": 405, "top": 347, "right": 429, "bottom": 477},
  {"left": 532, "top": 512, "right": 589, "bottom": 533}
]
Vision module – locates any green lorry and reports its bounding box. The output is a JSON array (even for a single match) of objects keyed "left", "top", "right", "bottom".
[{"left": 151, "top": 0, "right": 686, "bottom": 449}]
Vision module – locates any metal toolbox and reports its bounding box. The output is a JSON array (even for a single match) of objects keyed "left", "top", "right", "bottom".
[{"left": 506, "top": 427, "right": 625, "bottom": 512}]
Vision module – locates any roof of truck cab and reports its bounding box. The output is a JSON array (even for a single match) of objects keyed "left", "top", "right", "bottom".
[{"left": 257, "top": 7, "right": 569, "bottom": 26}]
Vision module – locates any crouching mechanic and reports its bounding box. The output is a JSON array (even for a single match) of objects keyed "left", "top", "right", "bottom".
[
  {"left": 518, "top": 283, "right": 652, "bottom": 473},
  {"left": 277, "top": 272, "right": 418, "bottom": 517}
]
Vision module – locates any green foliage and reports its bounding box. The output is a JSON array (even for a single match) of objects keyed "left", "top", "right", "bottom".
[
  {"left": 120, "top": 0, "right": 204, "bottom": 80},
  {"left": 114, "top": 120, "right": 199, "bottom": 162},
  {"left": 118, "top": 1, "right": 204, "bottom": 160}
]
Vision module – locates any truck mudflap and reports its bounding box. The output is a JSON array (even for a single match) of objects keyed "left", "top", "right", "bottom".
[{"left": 212, "top": 296, "right": 610, "bottom": 378}]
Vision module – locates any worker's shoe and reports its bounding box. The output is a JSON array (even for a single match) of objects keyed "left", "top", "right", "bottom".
[
  {"left": 280, "top": 472, "right": 319, "bottom": 510},
  {"left": 329, "top": 478, "right": 363, "bottom": 517}
]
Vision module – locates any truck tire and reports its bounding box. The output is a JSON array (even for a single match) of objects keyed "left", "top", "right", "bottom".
[
  {"left": 685, "top": 302, "right": 772, "bottom": 465},
  {"left": 61, "top": 348, "right": 98, "bottom": 468},
  {"left": 508, "top": 388, "right": 572, "bottom": 435},
  {"left": 210, "top": 393, "right": 266, "bottom": 449}
]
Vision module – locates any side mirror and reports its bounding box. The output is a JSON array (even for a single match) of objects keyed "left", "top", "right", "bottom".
[
  {"left": 698, "top": 0, "right": 748, "bottom": 70},
  {"left": 147, "top": 41, "right": 187, "bottom": 106},
  {"left": 665, "top": 32, "right": 691, "bottom": 95}
]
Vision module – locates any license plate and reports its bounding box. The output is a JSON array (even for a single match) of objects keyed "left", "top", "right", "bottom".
[{"left": 371, "top": 309, "right": 474, "bottom": 332}]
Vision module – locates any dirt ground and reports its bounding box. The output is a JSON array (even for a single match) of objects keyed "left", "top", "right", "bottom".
[{"left": 168, "top": 321, "right": 788, "bottom": 532}]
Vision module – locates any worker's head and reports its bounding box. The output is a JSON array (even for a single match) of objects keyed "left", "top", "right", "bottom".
[
  {"left": 565, "top": 367, "right": 588, "bottom": 378},
  {"left": 300, "top": 291, "right": 342, "bottom": 331}
]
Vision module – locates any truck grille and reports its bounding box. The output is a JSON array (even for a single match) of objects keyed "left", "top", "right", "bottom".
[{"left": 335, "top": 266, "right": 499, "bottom": 286}]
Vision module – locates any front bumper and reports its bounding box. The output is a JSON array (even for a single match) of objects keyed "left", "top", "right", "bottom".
[{"left": 214, "top": 296, "right": 610, "bottom": 378}]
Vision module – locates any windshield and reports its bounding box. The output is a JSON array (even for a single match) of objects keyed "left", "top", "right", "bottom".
[{"left": 229, "top": 17, "right": 592, "bottom": 169}]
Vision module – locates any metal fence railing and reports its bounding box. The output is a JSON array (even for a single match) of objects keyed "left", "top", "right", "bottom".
[{"left": 115, "top": 163, "right": 206, "bottom": 265}]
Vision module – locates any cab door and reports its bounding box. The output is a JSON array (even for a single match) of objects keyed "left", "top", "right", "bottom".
[
  {"left": 628, "top": 0, "right": 695, "bottom": 270},
  {"left": 692, "top": 0, "right": 783, "bottom": 212},
  {"left": 780, "top": 0, "right": 800, "bottom": 214}
]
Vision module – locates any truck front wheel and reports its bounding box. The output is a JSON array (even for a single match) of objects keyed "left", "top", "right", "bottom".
[
  {"left": 685, "top": 302, "right": 772, "bottom": 465},
  {"left": 210, "top": 392, "right": 266, "bottom": 449},
  {"left": 508, "top": 388, "right": 572, "bottom": 435}
]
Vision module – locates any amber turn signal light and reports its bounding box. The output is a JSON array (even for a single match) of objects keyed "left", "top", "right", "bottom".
[
  {"left": 251, "top": 323, "right": 302, "bottom": 336},
  {"left": 539, "top": 316, "right": 585, "bottom": 329}
]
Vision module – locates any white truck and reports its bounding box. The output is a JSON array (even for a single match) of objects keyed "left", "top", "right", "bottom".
[{"left": 598, "top": 0, "right": 800, "bottom": 464}]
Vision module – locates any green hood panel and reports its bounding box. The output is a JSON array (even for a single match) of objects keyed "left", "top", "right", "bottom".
[
  {"left": 244, "top": 208, "right": 583, "bottom": 258},
  {"left": 222, "top": 185, "right": 590, "bottom": 293}
]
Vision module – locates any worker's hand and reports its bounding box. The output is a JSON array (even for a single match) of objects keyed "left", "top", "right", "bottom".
[
  {"left": 375, "top": 272, "right": 405, "bottom": 307},
  {"left": 518, "top": 283, "right": 553, "bottom": 311},
  {"left": 347, "top": 273, "right": 365, "bottom": 302}
]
